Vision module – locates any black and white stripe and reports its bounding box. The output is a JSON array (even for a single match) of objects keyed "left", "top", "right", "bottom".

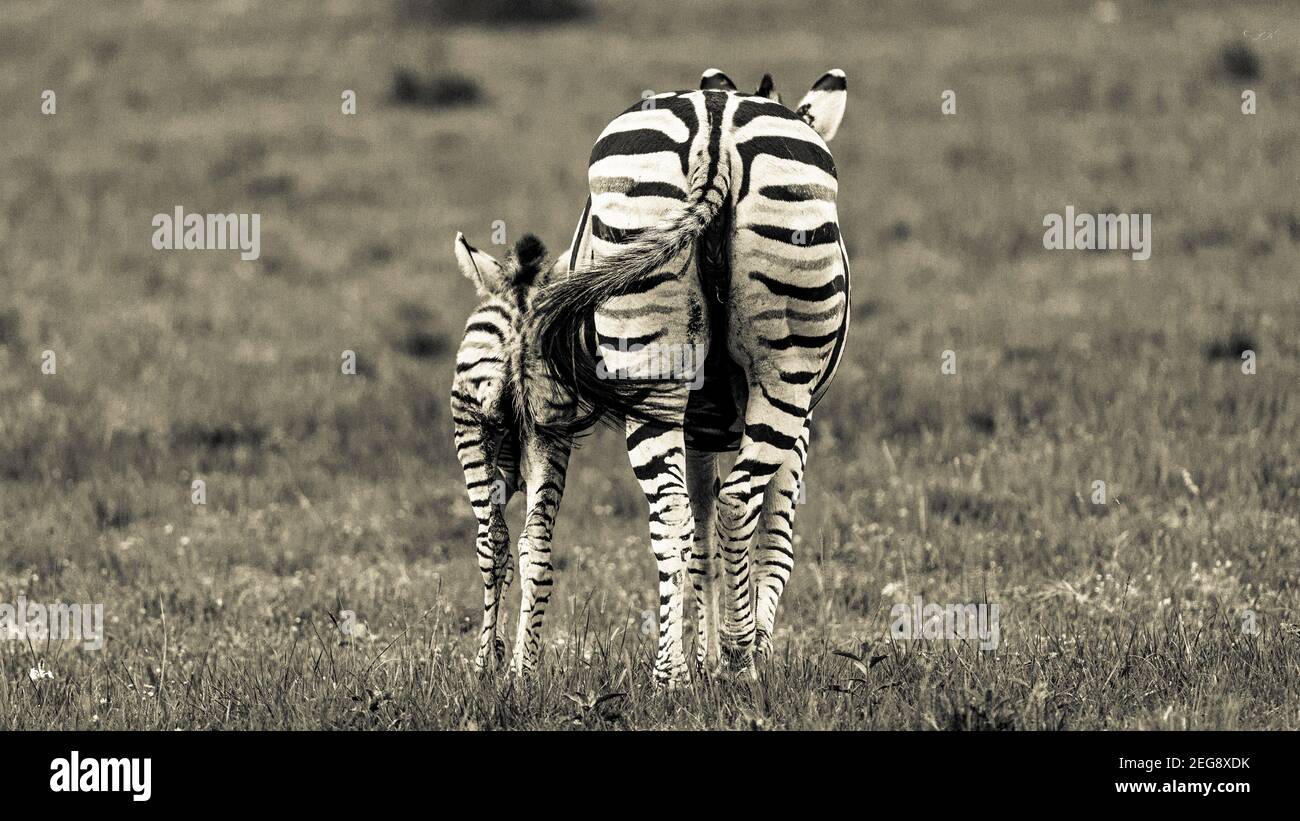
[
  {"left": 531, "top": 69, "right": 850, "bottom": 683},
  {"left": 451, "top": 234, "right": 573, "bottom": 675}
]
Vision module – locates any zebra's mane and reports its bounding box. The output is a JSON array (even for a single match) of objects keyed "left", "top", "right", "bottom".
[{"left": 507, "top": 234, "right": 547, "bottom": 289}]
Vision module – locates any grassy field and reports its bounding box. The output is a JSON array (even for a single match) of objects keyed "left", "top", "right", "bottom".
[{"left": 1, "top": 0, "right": 1298, "bottom": 729}]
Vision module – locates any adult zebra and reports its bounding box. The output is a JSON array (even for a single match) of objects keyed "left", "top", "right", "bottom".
[{"left": 452, "top": 69, "right": 849, "bottom": 686}]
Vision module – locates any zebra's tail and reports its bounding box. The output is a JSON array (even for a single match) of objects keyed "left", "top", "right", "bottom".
[{"left": 531, "top": 155, "right": 728, "bottom": 434}]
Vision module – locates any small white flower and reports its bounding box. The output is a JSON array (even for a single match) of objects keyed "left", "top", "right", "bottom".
[{"left": 28, "top": 663, "right": 54, "bottom": 682}]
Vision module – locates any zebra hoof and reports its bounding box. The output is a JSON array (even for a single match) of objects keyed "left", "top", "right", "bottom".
[
  {"left": 720, "top": 643, "right": 755, "bottom": 678},
  {"left": 693, "top": 654, "right": 724, "bottom": 680},
  {"left": 654, "top": 660, "right": 692, "bottom": 690},
  {"left": 508, "top": 655, "right": 540, "bottom": 681},
  {"left": 475, "top": 637, "right": 509, "bottom": 673},
  {"left": 753, "top": 630, "right": 773, "bottom": 663}
]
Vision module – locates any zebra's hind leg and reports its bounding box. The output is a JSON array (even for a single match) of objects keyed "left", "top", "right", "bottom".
[
  {"left": 752, "top": 416, "right": 811, "bottom": 662},
  {"left": 475, "top": 510, "right": 512, "bottom": 670},
  {"left": 508, "top": 435, "right": 571, "bottom": 678},
  {"left": 455, "top": 427, "right": 518, "bottom": 672},
  {"left": 717, "top": 388, "right": 813, "bottom": 676},
  {"left": 626, "top": 410, "right": 695, "bottom": 687},
  {"left": 685, "top": 448, "right": 721, "bottom": 676},
  {"left": 486, "top": 435, "right": 521, "bottom": 668}
]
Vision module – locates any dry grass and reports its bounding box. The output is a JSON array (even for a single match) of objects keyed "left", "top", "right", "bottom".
[{"left": 0, "top": 0, "right": 1297, "bottom": 729}]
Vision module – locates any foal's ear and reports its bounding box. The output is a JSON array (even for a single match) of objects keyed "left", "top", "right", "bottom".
[
  {"left": 700, "top": 68, "right": 737, "bottom": 91},
  {"left": 795, "top": 69, "right": 847, "bottom": 142},
  {"left": 755, "top": 73, "right": 782, "bottom": 104},
  {"left": 540, "top": 247, "right": 569, "bottom": 286},
  {"left": 454, "top": 232, "right": 504, "bottom": 296}
]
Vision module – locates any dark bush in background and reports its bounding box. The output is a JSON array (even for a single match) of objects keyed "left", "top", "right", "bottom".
[
  {"left": 1221, "top": 40, "right": 1261, "bottom": 80},
  {"left": 391, "top": 69, "right": 483, "bottom": 108},
  {"left": 399, "top": 0, "right": 593, "bottom": 26}
]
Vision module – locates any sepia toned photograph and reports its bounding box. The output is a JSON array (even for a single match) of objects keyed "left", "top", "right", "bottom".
[{"left": 1, "top": 0, "right": 1296, "bottom": 796}]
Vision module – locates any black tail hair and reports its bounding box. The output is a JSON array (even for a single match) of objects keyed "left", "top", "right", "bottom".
[{"left": 531, "top": 158, "right": 728, "bottom": 433}]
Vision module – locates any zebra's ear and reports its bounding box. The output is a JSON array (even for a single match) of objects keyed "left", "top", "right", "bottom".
[
  {"left": 756, "top": 73, "right": 781, "bottom": 104},
  {"left": 454, "top": 232, "right": 504, "bottom": 296},
  {"left": 700, "top": 68, "right": 737, "bottom": 91},
  {"left": 795, "top": 69, "right": 846, "bottom": 141},
  {"left": 540, "top": 248, "right": 570, "bottom": 286}
]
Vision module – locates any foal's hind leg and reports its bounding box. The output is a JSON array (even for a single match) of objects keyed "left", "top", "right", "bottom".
[
  {"left": 509, "top": 435, "right": 571, "bottom": 677},
  {"left": 455, "top": 428, "right": 519, "bottom": 670}
]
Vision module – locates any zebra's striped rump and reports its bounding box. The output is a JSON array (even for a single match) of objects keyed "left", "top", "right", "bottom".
[
  {"left": 453, "top": 233, "right": 581, "bottom": 438},
  {"left": 530, "top": 78, "right": 849, "bottom": 443},
  {"left": 530, "top": 154, "right": 729, "bottom": 435},
  {"left": 450, "top": 68, "right": 850, "bottom": 685},
  {"left": 525, "top": 70, "right": 850, "bottom": 683}
]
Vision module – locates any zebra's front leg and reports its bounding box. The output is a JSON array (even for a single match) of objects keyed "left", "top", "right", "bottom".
[
  {"left": 686, "top": 448, "right": 721, "bottom": 676},
  {"left": 509, "top": 434, "right": 570, "bottom": 678},
  {"left": 752, "top": 417, "right": 811, "bottom": 662},
  {"left": 628, "top": 418, "right": 695, "bottom": 687}
]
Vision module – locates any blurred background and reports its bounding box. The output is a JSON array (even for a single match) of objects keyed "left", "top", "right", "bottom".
[{"left": 0, "top": 0, "right": 1297, "bottom": 728}]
